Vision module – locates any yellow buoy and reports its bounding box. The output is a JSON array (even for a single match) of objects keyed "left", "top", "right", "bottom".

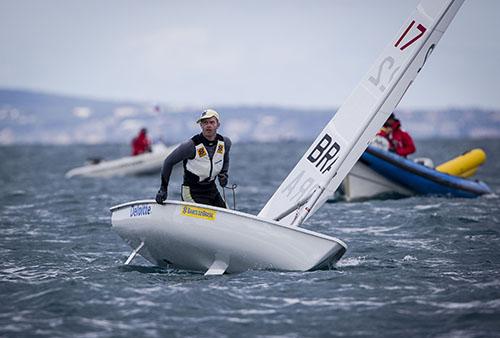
[{"left": 436, "top": 148, "right": 487, "bottom": 178}]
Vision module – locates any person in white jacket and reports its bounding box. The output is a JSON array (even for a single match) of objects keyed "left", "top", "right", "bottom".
[{"left": 155, "top": 109, "right": 231, "bottom": 208}]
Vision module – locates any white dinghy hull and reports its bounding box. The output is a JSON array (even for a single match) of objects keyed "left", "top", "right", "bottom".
[
  {"left": 66, "top": 143, "right": 177, "bottom": 178},
  {"left": 341, "top": 161, "right": 413, "bottom": 201},
  {"left": 111, "top": 200, "right": 347, "bottom": 274}
]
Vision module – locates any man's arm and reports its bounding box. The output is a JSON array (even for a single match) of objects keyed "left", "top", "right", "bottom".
[
  {"left": 218, "top": 137, "right": 232, "bottom": 187},
  {"left": 398, "top": 131, "right": 416, "bottom": 157},
  {"left": 156, "top": 139, "right": 195, "bottom": 203}
]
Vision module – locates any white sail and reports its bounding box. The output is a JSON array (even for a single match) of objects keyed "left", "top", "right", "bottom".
[{"left": 258, "top": 0, "right": 464, "bottom": 225}]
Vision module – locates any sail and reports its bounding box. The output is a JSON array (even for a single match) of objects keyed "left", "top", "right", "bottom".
[{"left": 258, "top": 0, "right": 464, "bottom": 226}]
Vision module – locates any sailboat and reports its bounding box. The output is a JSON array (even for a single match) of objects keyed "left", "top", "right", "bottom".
[{"left": 110, "top": 0, "right": 465, "bottom": 275}]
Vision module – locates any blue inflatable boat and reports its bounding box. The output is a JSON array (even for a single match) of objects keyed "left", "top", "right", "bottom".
[{"left": 359, "top": 146, "right": 492, "bottom": 198}]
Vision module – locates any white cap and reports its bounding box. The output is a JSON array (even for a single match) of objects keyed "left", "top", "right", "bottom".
[{"left": 197, "top": 109, "right": 220, "bottom": 123}]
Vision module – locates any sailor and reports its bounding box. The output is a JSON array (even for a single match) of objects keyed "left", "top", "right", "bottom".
[
  {"left": 155, "top": 109, "right": 231, "bottom": 208},
  {"left": 386, "top": 113, "right": 416, "bottom": 157},
  {"left": 374, "top": 114, "right": 416, "bottom": 157},
  {"left": 131, "top": 128, "right": 152, "bottom": 156}
]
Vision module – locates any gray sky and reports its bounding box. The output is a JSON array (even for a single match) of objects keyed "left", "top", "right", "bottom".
[{"left": 1, "top": 0, "right": 499, "bottom": 110}]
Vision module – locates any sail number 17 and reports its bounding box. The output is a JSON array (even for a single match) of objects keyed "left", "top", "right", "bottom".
[
  {"left": 395, "top": 20, "right": 427, "bottom": 51},
  {"left": 369, "top": 20, "right": 427, "bottom": 92}
]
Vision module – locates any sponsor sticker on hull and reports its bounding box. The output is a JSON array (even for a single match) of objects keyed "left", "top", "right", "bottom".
[
  {"left": 129, "top": 204, "right": 152, "bottom": 217},
  {"left": 180, "top": 205, "right": 216, "bottom": 221}
]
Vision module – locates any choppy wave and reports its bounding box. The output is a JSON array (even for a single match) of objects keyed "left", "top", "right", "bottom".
[{"left": 1, "top": 141, "right": 500, "bottom": 337}]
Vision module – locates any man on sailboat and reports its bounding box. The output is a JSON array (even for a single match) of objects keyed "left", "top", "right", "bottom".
[{"left": 155, "top": 109, "right": 232, "bottom": 208}]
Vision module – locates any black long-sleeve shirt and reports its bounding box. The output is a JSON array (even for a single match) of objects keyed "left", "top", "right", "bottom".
[{"left": 158, "top": 134, "right": 231, "bottom": 194}]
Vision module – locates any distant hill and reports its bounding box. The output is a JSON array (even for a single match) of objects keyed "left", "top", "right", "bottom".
[{"left": 1, "top": 88, "right": 499, "bottom": 144}]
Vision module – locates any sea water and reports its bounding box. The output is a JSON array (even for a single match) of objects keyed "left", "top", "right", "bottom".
[{"left": 1, "top": 139, "right": 499, "bottom": 337}]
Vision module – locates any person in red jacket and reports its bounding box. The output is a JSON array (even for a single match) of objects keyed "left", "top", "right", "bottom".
[
  {"left": 386, "top": 114, "right": 416, "bottom": 157},
  {"left": 131, "top": 128, "right": 152, "bottom": 156}
]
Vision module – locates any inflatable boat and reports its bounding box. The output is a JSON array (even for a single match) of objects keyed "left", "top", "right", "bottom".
[
  {"left": 340, "top": 145, "right": 492, "bottom": 200},
  {"left": 66, "top": 142, "right": 178, "bottom": 178}
]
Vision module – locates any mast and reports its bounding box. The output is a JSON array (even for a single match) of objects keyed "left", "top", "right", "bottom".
[{"left": 258, "top": 0, "right": 465, "bottom": 226}]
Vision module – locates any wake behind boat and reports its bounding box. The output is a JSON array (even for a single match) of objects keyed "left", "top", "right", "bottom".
[
  {"left": 111, "top": 0, "right": 465, "bottom": 274},
  {"left": 65, "top": 142, "right": 178, "bottom": 178}
]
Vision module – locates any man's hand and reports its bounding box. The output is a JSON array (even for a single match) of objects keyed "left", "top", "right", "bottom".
[
  {"left": 218, "top": 173, "right": 228, "bottom": 187},
  {"left": 155, "top": 189, "right": 167, "bottom": 204}
]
